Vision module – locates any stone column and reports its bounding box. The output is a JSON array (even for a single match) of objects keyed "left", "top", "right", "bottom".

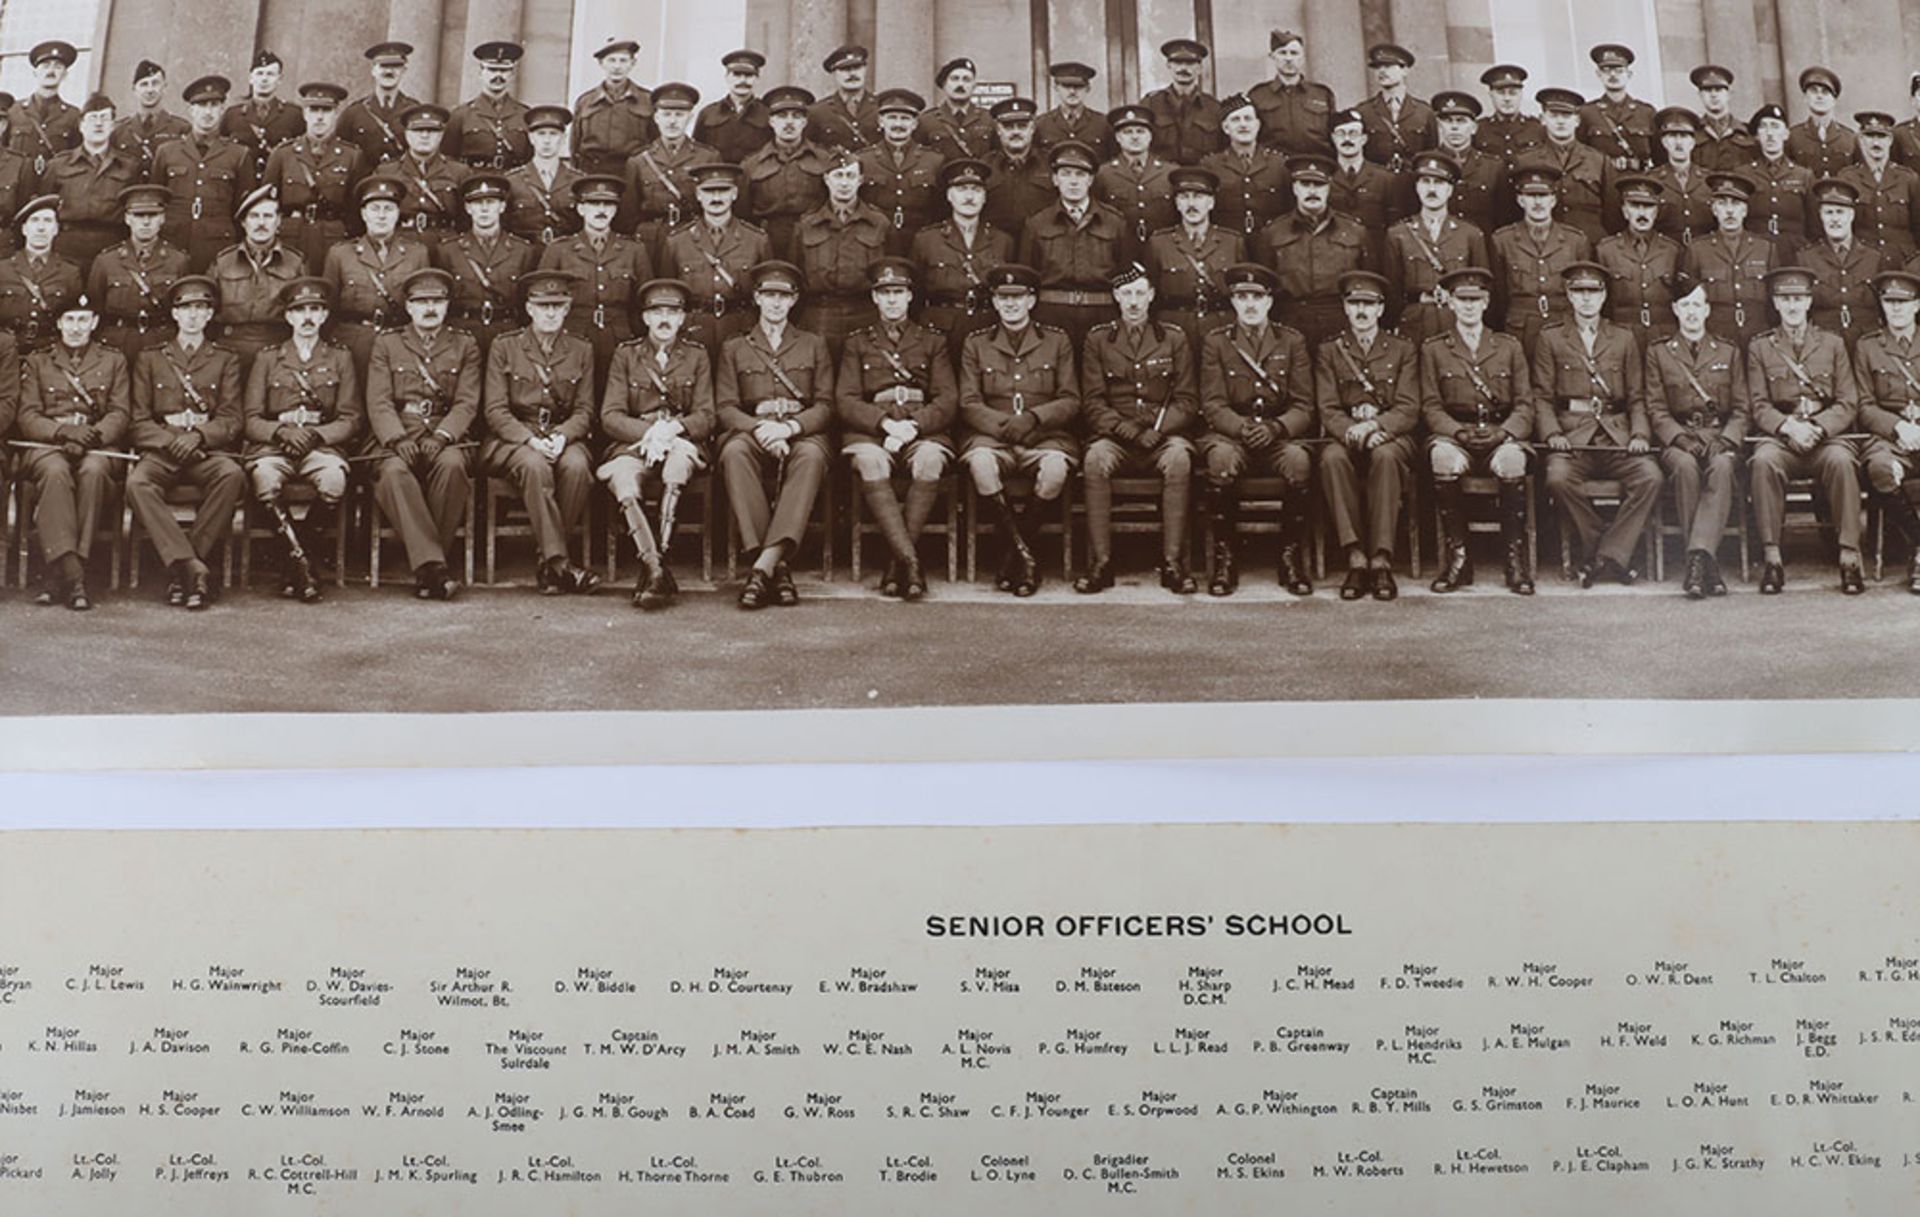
[
  {"left": 875, "top": 0, "right": 934, "bottom": 95},
  {"left": 1771, "top": 0, "right": 1907, "bottom": 121},
  {"left": 1387, "top": 0, "right": 1451, "bottom": 100},
  {"left": 459, "top": 0, "right": 528, "bottom": 98},
  {"left": 789, "top": 0, "right": 851, "bottom": 94},
  {"left": 1303, "top": 0, "right": 1366, "bottom": 108},
  {"left": 389, "top": 0, "right": 446, "bottom": 105},
  {"left": 519, "top": 0, "right": 576, "bottom": 106},
  {"left": 1443, "top": 0, "right": 1494, "bottom": 92}
]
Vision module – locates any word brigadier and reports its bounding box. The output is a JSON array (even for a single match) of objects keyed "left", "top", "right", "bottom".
[{"left": 3, "top": 32, "right": 1920, "bottom": 613}]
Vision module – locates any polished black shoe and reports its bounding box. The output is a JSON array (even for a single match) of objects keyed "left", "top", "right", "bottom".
[
  {"left": 737, "top": 567, "right": 773, "bottom": 610},
  {"left": 635, "top": 560, "right": 671, "bottom": 611},
  {"left": 1338, "top": 567, "right": 1372, "bottom": 601},
  {"left": 1277, "top": 543, "right": 1313, "bottom": 596},
  {"left": 1073, "top": 559, "right": 1114, "bottom": 594},
  {"left": 772, "top": 561, "right": 800, "bottom": 606},
  {"left": 1705, "top": 554, "right": 1729, "bottom": 597},
  {"left": 1430, "top": 541, "right": 1472, "bottom": 593},
  {"left": 994, "top": 549, "right": 1019, "bottom": 592},
  {"left": 1578, "top": 560, "right": 1599, "bottom": 589},
  {"left": 416, "top": 561, "right": 457, "bottom": 601},
  {"left": 1682, "top": 550, "right": 1708, "bottom": 600},
  {"left": 877, "top": 558, "right": 903, "bottom": 598},
  {"left": 1011, "top": 553, "right": 1039, "bottom": 597},
  {"left": 1207, "top": 542, "right": 1237, "bottom": 596},
  {"left": 166, "top": 569, "right": 187, "bottom": 607},
  {"left": 1371, "top": 567, "right": 1398, "bottom": 601},
  {"left": 1840, "top": 562, "right": 1866, "bottom": 596},
  {"left": 33, "top": 582, "right": 55, "bottom": 607},
  {"left": 1158, "top": 559, "right": 1197, "bottom": 595},
  {"left": 184, "top": 567, "right": 212, "bottom": 611},
  {"left": 900, "top": 559, "right": 927, "bottom": 601},
  {"left": 1759, "top": 560, "right": 1786, "bottom": 595},
  {"left": 66, "top": 582, "right": 93, "bottom": 612},
  {"left": 282, "top": 555, "right": 323, "bottom": 603},
  {"left": 1606, "top": 556, "right": 1639, "bottom": 586},
  {"left": 1505, "top": 542, "right": 1535, "bottom": 596}
]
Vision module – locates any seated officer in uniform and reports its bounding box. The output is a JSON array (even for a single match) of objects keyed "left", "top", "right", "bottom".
[
  {"left": 1534, "top": 261, "right": 1659, "bottom": 587},
  {"left": 321, "top": 172, "right": 431, "bottom": 381},
  {"left": 1645, "top": 270, "right": 1749, "bottom": 598},
  {"left": 1196, "top": 261, "right": 1315, "bottom": 597},
  {"left": 482, "top": 268, "right": 600, "bottom": 595},
  {"left": 363, "top": 266, "right": 477, "bottom": 601},
  {"left": 16, "top": 293, "right": 130, "bottom": 610},
  {"left": 1745, "top": 265, "right": 1864, "bottom": 594},
  {"left": 957, "top": 263, "right": 1080, "bottom": 598},
  {"left": 1315, "top": 269, "right": 1420, "bottom": 601},
  {"left": 1076, "top": 261, "right": 1198, "bottom": 595},
  {"left": 1421, "top": 265, "right": 1536, "bottom": 595},
  {"left": 241, "top": 276, "right": 361, "bottom": 603},
  {"left": 597, "top": 276, "right": 715, "bottom": 610},
  {"left": 716, "top": 259, "right": 836, "bottom": 610},
  {"left": 1850, "top": 269, "right": 1920, "bottom": 594},
  {"left": 126, "top": 274, "right": 245, "bottom": 610},
  {"left": 835, "top": 257, "right": 956, "bottom": 601}
]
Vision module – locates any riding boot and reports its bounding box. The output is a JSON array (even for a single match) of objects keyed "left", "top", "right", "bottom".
[
  {"left": 1206, "top": 481, "right": 1239, "bottom": 595},
  {"left": 1499, "top": 480, "right": 1534, "bottom": 595},
  {"left": 1429, "top": 478, "right": 1473, "bottom": 592}
]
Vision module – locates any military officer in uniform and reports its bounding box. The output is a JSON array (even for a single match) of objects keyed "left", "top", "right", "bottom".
[
  {"left": 1142, "top": 39, "right": 1223, "bottom": 166},
  {"left": 1596, "top": 175, "right": 1682, "bottom": 348},
  {"left": 571, "top": 38, "right": 654, "bottom": 178},
  {"left": 957, "top": 263, "right": 1080, "bottom": 598},
  {"left": 438, "top": 172, "right": 535, "bottom": 358},
  {"left": 445, "top": 41, "right": 531, "bottom": 171},
  {"left": 1691, "top": 64, "right": 1755, "bottom": 172},
  {"left": 982, "top": 96, "right": 1056, "bottom": 239},
  {"left": 1800, "top": 177, "right": 1888, "bottom": 353},
  {"left": 1490, "top": 165, "right": 1593, "bottom": 350},
  {"left": 1649, "top": 107, "right": 1715, "bottom": 247},
  {"left": 322, "top": 173, "right": 431, "bottom": 380},
  {"left": 40, "top": 94, "right": 138, "bottom": 275},
  {"left": 539, "top": 174, "right": 650, "bottom": 388},
  {"left": 262, "top": 81, "right": 366, "bottom": 272},
  {"left": 1840, "top": 112, "right": 1920, "bottom": 264},
  {"left": 598, "top": 276, "right": 715, "bottom": 609},
  {"left": 835, "top": 257, "right": 956, "bottom": 599},
  {"left": 660, "top": 162, "right": 770, "bottom": 354},
  {"left": 1034, "top": 61, "right": 1111, "bottom": 158},
  {"left": 1897, "top": 75, "right": 1920, "bottom": 168},
  {"left": 693, "top": 49, "right": 771, "bottom": 166},
  {"left": 17, "top": 293, "right": 129, "bottom": 609},
  {"left": 1096, "top": 105, "right": 1177, "bottom": 248},
  {"left": 743, "top": 87, "right": 832, "bottom": 255},
  {"left": 715, "top": 259, "right": 836, "bottom": 609},
  {"left": 1317, "top": 268, "right": 1419, "bottom": 600},
  {"left": 1020, "top": 140, "right": 1128, "bottom": 348},
  {"left": 242, "top": 276, "right": 360, "bottom": 602},
  {"left": 1328, "top": 108, "right": 1405, "bottom": 265},
  {"left": 911, "top": 157, "right": 1011, "bottom": 360},
  {"left": 621, "top": 82, "right": 717, "bottom": 258},
  {"left": 0, "top": 96, "right": 35, "bottom": 257},
  {"left": 363, "top": 266, "right": 476, "bottom": 601},
  {"left": 1533, "top": 261, "right": 1658, "bottom": 585},
  {"left": 1200, "top": 93, "right": 1291, "bottom": 240},
  {"left": 1356, "top": 43, "right": 1434, "bottom": 176},
  {"left": 112, "top": 60, "right": 190, "bottom": 177},
  {"left": 1076, "top": 261, "right": 1198, "bottom": 594},
  {"left": 1250, "top": 29, "right": 1335, "bottom": 157},
  {"left": 1196, "top": 261, "right": 1316, "bottom": 596},
  {"left": 152, "top": 75, "right": 253, "bottom": 272},
  {"left": 786, "top": 151, "right": 886, "bottom": 359},
  {"left": 1256, "top": 153, "right": 1374, "bottom": 346},
  {"left": 1787, "top": 66, "right": 1857, "bottom": 179},
  {"left": 1382, "top": 150, "right": 1489, "bottom": 349},
  {"left": 1684, "top": 171, "right": 1777, "bottom": 353},
  {"left": 88, "top": 184, "right": 189, "bottom": 361},
  {"left": 858, "top": 89, "right": 944, "bottom": 256},
  {"left": 210, "top": 185, "right": 306, "bottom": 368},
  {"left": 339, "top": 42, "right": 421, "bottom": 169},
  {"left": 1144, "top": 166, "right": 1243, "bottom": 346},
  {"left": 1855, "top": 268, "right": 1920, "bottom": 593},
  {"left": 126, "top": 274, "right": 245, "bottom": 609},
  {"left": 1430, "top": 91, "right": 1508, "bottom": 238},
  {"left": 1475, "top": 64, "right": 1542, "bottom": 166},
  {"left": 505, "top": 105, "right": 583, "bottom": 250},
  {"left": 1518, "top": 88, "right": 1607, "bottom": 247},
  {"left": 1646, "top": 269, "right": 1748, "bottom": 597},
  {"left": 220, "top": 51, "right": 303, "bottom": 180},
  {"left": 10, "top": 41, "right": 80, "bottom": 177},
  {"left": 1746, "top": 265, "right": 1865, "bottom": 594},
  {"left": 483, "top": 268, "right": 600, "bottom": 594},
  {"left": 376, "top": 105, "right": 469, "bottom": 250},
  {"left": 1421, "top": 264, "right": 1536, "bottom": 594},
  {"left": 1578, "top": 44, "right": 1654, "bottom": 172},
  {"left": 0, "top": 195, "right": 84, "bottom": 354},
  {"left": 1746, "top": 104, "right": 1812, "bottom": 254},
  {"left": 916, "top": 58, "right": 995, "bottom": 161},
  {"left": 808, "top": 45, "right": 880, "bottom": 153}
]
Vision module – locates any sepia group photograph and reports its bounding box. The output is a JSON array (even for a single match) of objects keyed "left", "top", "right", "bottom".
[{"left": 0, "top": 0, "right": 1918, "bottom": 739}]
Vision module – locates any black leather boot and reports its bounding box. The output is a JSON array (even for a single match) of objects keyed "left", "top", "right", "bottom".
[
  {"left": 1499, "top": 481, "right": 1534, "bottom": 595},
  {"left": 1429, "top": 479, "right": 1473, "bottom": 592}
]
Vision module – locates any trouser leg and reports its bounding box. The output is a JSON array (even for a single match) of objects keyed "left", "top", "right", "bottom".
[
  {"left": 1694, "top": 451, "right": 1738, "bottom": 554},
  {"left": 1158, "top": 440, "right": 1193, "bottom": 564},
  {"left": 1366, "top": 437, "right": 1411, "bottom": 558},
  {"left": 1545, "top": 451, "right": 1603, "bottom": 559},
  {"left": 425, "top": 447, "right": 472, "bottom": 557},
  {"left": 1661, "top": 447, "right": 1702, "bottom": 548},
  {"left": 860, "top": 476, "right": 915, "bottom": 562},
  {"left": 183, "top": 456, "right": 246, "bottom": 564},
  {"left": 720, "top": 435, "right": 773, "bottom": 552},
  {"left": 1812, "top": 441, "right": 1863, "bottom": 552},
  {"left": 1597, "top": 452, "right": 1662, "bottom": 568},
  {"left": 1748, "top": 442, "right": 1792, "bottom": 547},
  {"left": 126, "top": 457, "right": 193, "bottom": 567},
  {"left": 1080, "top": 438, "right": 1119, "bottom": 564},
  {"left": 374, "top": 456, "right": 447, "bottom": 570},
  {"left": 765, "top": 438, "right": 828, "bottom": 552},
  {"left": 1318, "top": 441, "right": 1363, "bottom": 550},
  {"left": 502, "top": 444, "right": 568, "bottom": 563}
]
